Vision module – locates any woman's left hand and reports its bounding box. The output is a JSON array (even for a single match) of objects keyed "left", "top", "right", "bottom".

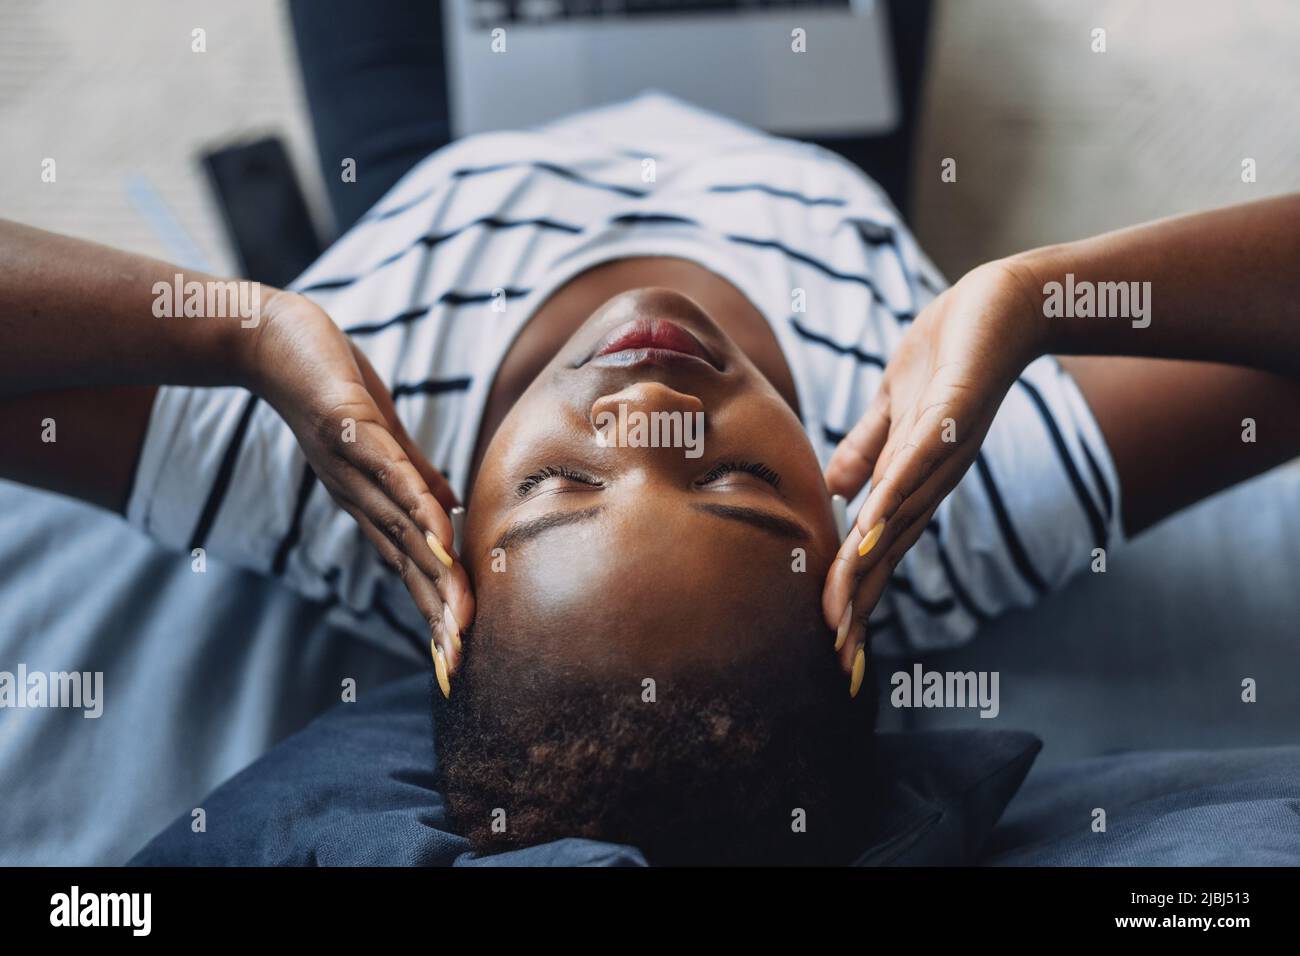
[{"left": 821, "top": 260, "right": 1047, "bottom": 680}]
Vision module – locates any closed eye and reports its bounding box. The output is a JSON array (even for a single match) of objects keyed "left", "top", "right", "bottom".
[
  {"left": 515, "top": 465, "right": 603, "bottom": 498},
  {"left": 695, "top": 460, "right": 782, "bottom": 490}
]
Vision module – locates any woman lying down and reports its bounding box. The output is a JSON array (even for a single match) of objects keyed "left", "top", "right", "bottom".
[{"left": 2, "top": 97, "right": 1298, "bottom": 865}]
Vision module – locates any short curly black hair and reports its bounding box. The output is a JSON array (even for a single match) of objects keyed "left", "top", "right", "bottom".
[{"left": 436, "top": 614, "right": 878, "bottom": 865}]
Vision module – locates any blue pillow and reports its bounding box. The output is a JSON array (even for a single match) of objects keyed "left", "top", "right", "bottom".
[{"left": 128, "top": 674, "right": 1039, "bottom": 866}]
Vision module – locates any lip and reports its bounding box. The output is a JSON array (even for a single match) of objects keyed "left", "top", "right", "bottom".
[{"left": 587, "top": 319, "right": 720, "bottom": 370}]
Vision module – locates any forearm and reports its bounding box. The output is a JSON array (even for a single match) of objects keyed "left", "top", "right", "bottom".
[
  {"left": 0, "top": 386, "right": 155, "bottom": 512},
  {"left": 1009, "top": 198, "right": 1300, "bottom": 534},
  {"left": 1006, "top": 194, "right": 1300, "bottom": 378},
  {"left": 0, "top": 218, "right": 273, "bottom": 511},
  {"left": 0, "top": 219, "right": 266, "bottom": 397},
  {"left": 1062, "top": 355, "right": 1300, "bottom": 536}
]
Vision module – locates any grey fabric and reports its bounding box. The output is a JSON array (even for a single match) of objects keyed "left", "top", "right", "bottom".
[
  {"left": 878, "top": 464, "right": 1300, "bottom": 765},
  {"left": 986, "top": 746, "right": 1300, "bottom": 866},
  {"left": 0, "top": 483, "right": 414, "bottom": 865}
]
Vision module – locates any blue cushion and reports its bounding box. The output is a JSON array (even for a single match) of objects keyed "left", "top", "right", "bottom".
[{"left": 128, "top": 674, "right": 1039, "bottom": 866}]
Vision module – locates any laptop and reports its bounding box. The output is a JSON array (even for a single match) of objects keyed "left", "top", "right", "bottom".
[{"left": 443, "top": 0, "right": 900, "bottom": 137}]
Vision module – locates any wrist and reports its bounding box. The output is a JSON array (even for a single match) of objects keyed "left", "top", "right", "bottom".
[
  {"left": 987, "top": 247, "right": 1066, "bottom": 360},
  {"left": 233, "top": 286, "right": 295, "bottom": 397}
]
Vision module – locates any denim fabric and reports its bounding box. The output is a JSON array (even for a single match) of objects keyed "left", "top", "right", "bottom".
[{"left": 129, "top": 674, "right": 1039, "bottom": 866}]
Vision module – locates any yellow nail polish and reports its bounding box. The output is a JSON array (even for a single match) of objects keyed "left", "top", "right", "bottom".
[
  {"left": 834, "top": 601, "right": 853, "bottom": 652},
  {"left": 443, "top": 603, "right": 462, "bottom": 653},
  {"left": 849, "top": 646, "right": 866, "bottom": 698},
  {"left": 857, "top": 520, "right": 885, "bottom": 558},
  {"left": 426, "top": 531, "right": 453, "bottom": 568},
  {"left": 433, "top": 644, "right": 451, "bottom": 699}
]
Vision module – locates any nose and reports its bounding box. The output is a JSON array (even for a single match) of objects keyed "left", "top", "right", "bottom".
[{"left": 590, "top": 382, "right": 705, "bottom": 432}]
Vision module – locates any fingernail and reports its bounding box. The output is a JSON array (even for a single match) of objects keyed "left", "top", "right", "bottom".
[
  {"left": 834, "top": 601, "right": 853, "bottom": 652},
  {"left": 426, "top": 531, "right": 454, "bottom": 568},
  {"left": 443, "top": 603, "right": 462, "bottom": 653},
  {"left": 849, "top": 645, "right": 866, "bottom": 698},
  {"left": 857, "top": 519, "right": 885, "bottom": 558},
  {"left": 433, "top": 643, "right": 451, "bottom": 699}
]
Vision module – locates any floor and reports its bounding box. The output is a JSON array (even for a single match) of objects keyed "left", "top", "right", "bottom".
[
  {"left": 0, "top": 0, "right": 318, "bottom": 271},
  {"left": 911, "top": 0, "right": 1300, "bottom": 278},
  {"left": 4, "top": 0, "right": 1298, "bottom": 278}
]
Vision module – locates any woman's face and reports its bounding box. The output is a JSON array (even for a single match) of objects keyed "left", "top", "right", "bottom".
[{"left": 464, "top": 287, "right": 839, "bottom": 678}]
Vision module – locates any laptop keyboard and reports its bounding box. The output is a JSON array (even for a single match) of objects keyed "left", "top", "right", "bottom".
[{"left": 471, "top": 0, "right": 851, "bottom": 27}]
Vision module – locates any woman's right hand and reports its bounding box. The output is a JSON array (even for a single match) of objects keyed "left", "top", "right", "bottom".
[{"left": 245, "top": 291, "right": 474, "bottom": 693}]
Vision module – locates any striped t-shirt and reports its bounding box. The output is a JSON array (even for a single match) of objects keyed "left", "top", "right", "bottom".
[{"left": 127, "top": 93, "right": 1122, "bottom": 659}]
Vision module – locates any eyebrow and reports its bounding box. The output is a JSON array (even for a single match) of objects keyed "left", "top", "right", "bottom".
[
  {"left": 491, "top": 501, "right": 808, "bottom": 552},
  {"left": 493, "top": 506, "right": 607, "bottom": 551},
  {"left": 690, "top": 503, "right": 809, "bottom": 541}
]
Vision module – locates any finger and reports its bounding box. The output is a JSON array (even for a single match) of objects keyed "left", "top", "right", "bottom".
[
  {"left": 855, "top": 448, "right": 968, "bottom": 585},
  {"left": 352, "top": 347, "right": 461, "bottom": 512},
  {"left": 851, "top": 397, "right": 959, "bottom": 557},
  {"left": 855, "top": 393, "right": 926, "bottom": 516},
  {"left": 832, "top": 557, "right": 891, "bottom": 675},
  {"left": 822, "top": 452, "right": 960, "bottom": 631},
  {"left": 865, "top": 401, "right": 914, "bottom": 495},
  {"left": 832, "top": 503, "right": 939, "bottom": 684},
  {"left": 333, "top": 412, "right": 474, "bottom": 630},
  {"left": 379, "top": 387, "right": 461, "bottom": 515},
  {"left": 819, "top": 413, "right": 913, "bottom": 629},
  {"left": 340, "top": 415, "right": 456, "bottom": 550},
  {"left": 398, "top": 429, "right": 460, "bottom": 514},
  {"left": 331, "top": 458, "right": 475, "bottom": 637},
  {"left": 823, "top": 384, "right": 891, "bottom": 499},
  {"left": 340, "top": 503, "right": 461, "bottom": 678},
  {"left": 327, "top": 411, "right": 471, "bottom": 613},
  {"left": 822, "top": 508, "right": 875, "bottom": 631}
]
